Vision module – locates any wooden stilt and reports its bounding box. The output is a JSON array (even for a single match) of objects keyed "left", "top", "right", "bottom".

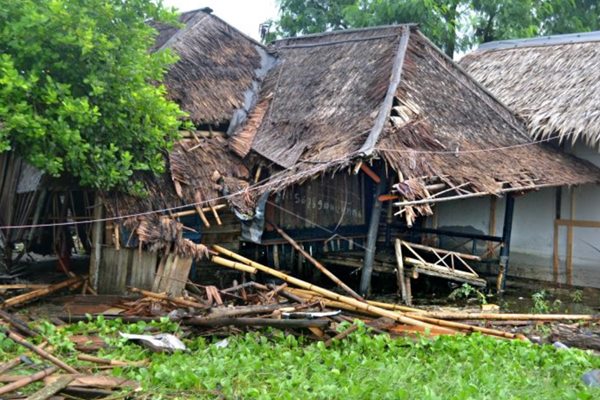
[
  {"left": 359, "top": 171, "right": 387, "bottom": 296},
  {"left": 404, "top": 276, "right": 412, "bottom": 306},
  {"left": 394, "top": 239, "right": 407, "bottom": 303}
]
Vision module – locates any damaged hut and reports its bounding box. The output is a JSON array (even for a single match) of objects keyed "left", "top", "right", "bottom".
[
  {"left": 94, "top": 8, "right": 274, "bottom": 294},
  {"left": 90, "top": 14, "right": 599, "bottom": 301},
  {"left": 460, "top": 30, "right": 600, "bottom": 288},
  {"left": 226, "top": 24, "right": 599, "bottom": 298}
]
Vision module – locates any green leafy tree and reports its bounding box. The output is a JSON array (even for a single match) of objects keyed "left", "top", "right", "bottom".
[
  {"left": 0, "top": 0, "right": 185, "bottom": 191},
  {"left": 271, "top": 0, "right": 600, "bottom": 58}
]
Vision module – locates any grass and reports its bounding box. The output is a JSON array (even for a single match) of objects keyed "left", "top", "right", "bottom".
[{"left": 1, "top": 317, "right": 599, "bottom": 399}]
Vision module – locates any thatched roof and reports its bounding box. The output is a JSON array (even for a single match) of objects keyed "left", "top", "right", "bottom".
[
  {"left": 460, "top": 31, "right": 600, "bottom": 147},
  {"left": 152, "top": 8, "right": 274, "bottom": 127},
  {"left": 234, "top": 25, "right": 599, "bottom": 199}
]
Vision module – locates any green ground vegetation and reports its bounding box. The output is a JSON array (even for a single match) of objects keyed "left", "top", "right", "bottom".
[{"left": 1, "top": 317, "right": 599, "bottom": 399}]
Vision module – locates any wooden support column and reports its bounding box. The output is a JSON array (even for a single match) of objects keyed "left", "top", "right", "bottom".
[
  {"left": 359, "top": 170, "right": 387, "bottom": 296},
  {"left": 88, "top": 192, "right": 104, "bottom": 291},
  {"left": 566, "top": 187, "right": 576, "bottom": 286},
  {"left": 496, "top": 194, "right": 515, "bottom": 292},
  {"left": 394, "top": 239, "right": 408, "bottom": 304},
  {"left": 487, "top": 197, "right": 497, "bottom": 256},
  {"left": 552, "top": 187, "right": 562, "bottom": 284}
]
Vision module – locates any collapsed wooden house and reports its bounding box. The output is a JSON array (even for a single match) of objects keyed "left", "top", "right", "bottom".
[
  {"left": 0, "top": 152, "right": 95, "bottom": 277},
  {"left": 97, "top": 13, "right": 599, "bottom": 299},
  {"left": 3, "top": 9, "right": 599, "bottom": 300},
  {"left": 459, "top": 30, "right": 600, "bottom": 288}
]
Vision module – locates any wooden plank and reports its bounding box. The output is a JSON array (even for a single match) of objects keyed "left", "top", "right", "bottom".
[
  {"left": 555, "top": 219, "right": 600, "bottom": 228},
  {"left": 129, "top": 250, "right": 157, "bottom": 290},
  {"left": 97, "top": 247, "right": 133, "bottom": 294},
  {"left": 154, "top": 254, "right": 193, "bottom": 296},
  {"left": 404, "top": 257, "right": 487, "bottom": 287},
  {"left": 400, "top": 240, "right": 481, "bottom": 261},
  {"left": 26, "top": 375, "right": 74, "bottom": 400}
]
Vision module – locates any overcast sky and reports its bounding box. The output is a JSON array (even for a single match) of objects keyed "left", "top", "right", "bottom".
[{"left": 163, "top": 0, "right": 279, "bottom": 40}]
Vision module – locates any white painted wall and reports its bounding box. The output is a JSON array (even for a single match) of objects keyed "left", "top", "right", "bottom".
[{"left": 435, "top": 141, "right": 600, "bottom": 288}]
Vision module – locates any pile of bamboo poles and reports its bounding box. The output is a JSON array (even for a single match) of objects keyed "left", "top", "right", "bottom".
[{"left": 210, "top": 245, "right": 600, "bottom": 341}]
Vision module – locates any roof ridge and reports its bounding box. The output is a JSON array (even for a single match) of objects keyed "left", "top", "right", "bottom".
[
  {"left": 273, "top": 23, "right": 417, "bottom": 44},
  {"left": 359, "top": 26, "right": 411, "bottom": 156},
  {"left": 474, "top": 30, "right": 600, "bottom": 52}
]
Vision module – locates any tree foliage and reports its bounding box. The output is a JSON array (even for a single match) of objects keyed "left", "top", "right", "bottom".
[
  {"left": 0, "top": 0, "right": 185, "bottom": 191},
  {"left": 272, "top": 0, "right": 600, "bottom": 58}
]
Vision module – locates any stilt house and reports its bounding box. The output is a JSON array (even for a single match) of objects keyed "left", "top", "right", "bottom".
[{"left": 460, "top": 31, "right": 600, "bottom": 288}]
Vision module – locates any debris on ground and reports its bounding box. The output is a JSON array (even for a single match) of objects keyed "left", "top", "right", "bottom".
[{"left": 1, "top": 246, "right": 599, "bottom": 397}]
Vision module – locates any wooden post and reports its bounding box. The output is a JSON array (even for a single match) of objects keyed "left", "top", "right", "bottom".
[
  {"left": 394, "top": 239, "right": 408, "bottom": 304},
  {"left": 566, "top": 187, "right": 576, "bottom": 286},
  {"left": 497, "top": 194, "right": 515, "bottom": 292},
  {"left": 89, "top": 192, "right": 104, "bottom": 291},
  {"left": 487, "top": 196, "right": 497, "bottom": 256},
  {"left": 359, "top": 170, "right": 387, "bottom": 296},
  {"left": 553, "top": 187, "right": 562, "bottom": 283}
]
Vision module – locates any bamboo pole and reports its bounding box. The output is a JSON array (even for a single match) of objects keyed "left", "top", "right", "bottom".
[
  {"left": 77, "top": 354, "right": 147, "bottom": 367},
  {"left": 164, "top": 204, "right": 227, "bottom": 219},
  {"left": 284, "top": 288, "right": 523, "bottom": 339},
  {"left": 407, "top": 312, "right": 600, "bottom": 321},
  {"left": 0, "top": 367, "right": 57, "bottom": 396},
  {"left": 129, "top": 287, "right": 209, "bottom": 310},
  {"left": 1, "top": 276, "right": 84, "bottom": 309},
  {"left": 268, "top": 221, "right": 364, "bottom": 301},
  {"left": 211, "top": 246, "right": 447, "bottom": 331},
  {"left": 0, "top": 284, "right": 48, "bottom": 290},
  {"left": 2, "top": 329, "right": 78, "bottom": 374}
]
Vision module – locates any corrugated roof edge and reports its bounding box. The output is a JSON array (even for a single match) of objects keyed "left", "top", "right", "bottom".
[{"left": 476, "top": 30, "right": 600, "bottom": 52}]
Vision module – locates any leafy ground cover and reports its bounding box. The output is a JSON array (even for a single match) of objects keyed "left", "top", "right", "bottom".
[{"left": 1, "top": 317, "right": 599, "bottom": 399}]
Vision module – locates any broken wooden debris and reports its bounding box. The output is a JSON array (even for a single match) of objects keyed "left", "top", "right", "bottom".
[
  {"left": 26, "top": 374, "right": 74, "bottom": 400},
  {"left": 1, "top": 328, "right": 79, "bottom": 374},
  {"left": 1, "top": 275, "right": 85, "bottom": 309},
  {"left": 0, "top": 366, "right": 57, "bottom": 396}
]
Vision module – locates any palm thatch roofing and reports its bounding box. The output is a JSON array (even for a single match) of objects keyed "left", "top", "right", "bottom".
[
  {"left": 105, "top": 8, "right": 269, "bottom": 220},
  {"left": 460, "top": 31, "right": 600, "bottom": 147},
  {"left": 151, "top": 8, "right": 273, "bottom": 127},
  {"left": 106, "top": 19, "right": 600, "bottom": 253},
  {"left": 234, "top": 25, "right": 599, "bottom": 203}
]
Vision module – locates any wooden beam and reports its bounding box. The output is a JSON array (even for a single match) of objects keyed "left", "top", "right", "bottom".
[
  {"left": 360, "top": 163, "right": 381, "bottom": 183},
  {"left": 555, "top": 219, "right": 600, "bottom": 228}
]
